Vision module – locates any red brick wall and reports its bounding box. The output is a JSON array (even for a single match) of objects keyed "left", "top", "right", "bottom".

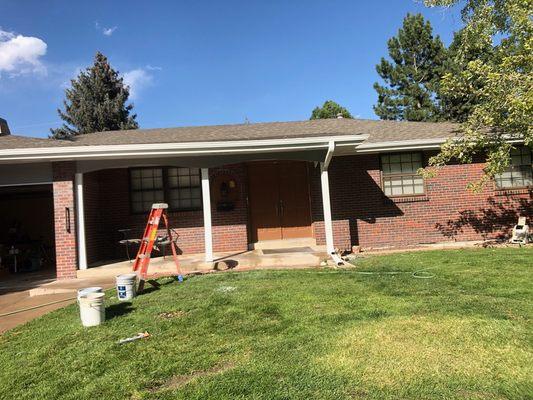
[
  {"left": 52, "top": 161, "right": 77, "bottom": 279},
  {"left": 309, "top": 154, "right": 531, "bottom": 251},
  {"left": 83, "top": 164, "right": 249, "bottom": 264},
  {"left": 77, "top": 156, "right": 531, "bottom": 267}
]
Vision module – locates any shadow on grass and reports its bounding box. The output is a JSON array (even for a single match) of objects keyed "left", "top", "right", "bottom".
[
  {"left": 106, "top": 302, "right": 135, "bottom": 320},
  {"left": 137, "top": 276, "right": 184, "bottom": 296}
]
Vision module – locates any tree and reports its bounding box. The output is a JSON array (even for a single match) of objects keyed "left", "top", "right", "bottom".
[
  {"left": 310, "top": 100, "right": 353, "bottom": 119},
  {"left": 423, "top": 0, "right": 533, "bottom": 188},
  {"left": 51, "top": 52, "right": 138, "bottom": 139},
  {"left": 439, "top": 28, "right": 495, "bottom": 122},
  {"left": 373, "top": 13, "right": 447, "bottom": 122}
]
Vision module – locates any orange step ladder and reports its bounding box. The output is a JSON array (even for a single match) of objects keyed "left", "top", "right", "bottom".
[{"left": 132, "top": 203, "right": 183, "bottom": 291}]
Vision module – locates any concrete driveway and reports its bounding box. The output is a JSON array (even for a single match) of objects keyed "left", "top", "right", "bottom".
[{"left": 0, "top": 272, "right": 115, "bottom": 334}]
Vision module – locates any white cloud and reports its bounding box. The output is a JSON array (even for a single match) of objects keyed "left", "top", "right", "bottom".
[
  {"left": 95, "top": 21, "right": 117, "bottom": 36},
  {"left": 122, "top": 68, "right": 153, "bottom": 99},
  {"left": 103, "top": 26, "right": 117, "bottom": 36},
  {"left": 0, "top": 29, "right": 47, "bottom": 76}
]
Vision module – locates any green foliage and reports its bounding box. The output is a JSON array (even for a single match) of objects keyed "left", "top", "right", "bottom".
[
  {"left": 439, "top": 28, "right": 495, "bottom": 122},
  {"left": 373, "top": 13, "right": 447, "bottom": 121},
  {"left": 51, "top": 52, "right": 138, "bottom": 139},
  {"left": 310, "top": 100, "right": 353, "bottom": 119},
  {"left": 0, "top": 248, "right": 531, "bottom": 399},
  {"left": 424, "top": 0, "right": 533, "bottom": 187}
]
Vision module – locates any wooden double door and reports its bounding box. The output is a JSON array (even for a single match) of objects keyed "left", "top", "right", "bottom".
[{"left": 247, "top": 161, "right": 313, "bottom": 242}]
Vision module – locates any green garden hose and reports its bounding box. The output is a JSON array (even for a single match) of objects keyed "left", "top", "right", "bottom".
[{"left": 352, "top": 268, "right": 436, "bottom": 279}]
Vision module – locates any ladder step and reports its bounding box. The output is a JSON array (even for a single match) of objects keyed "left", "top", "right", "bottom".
[{"left": 131, "top": 206, "right": 181, "bottom": 293}]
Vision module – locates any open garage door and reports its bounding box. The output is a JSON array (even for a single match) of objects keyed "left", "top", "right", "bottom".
[{"left": 0, "top": 184, "right": 55, "bottom": 280}]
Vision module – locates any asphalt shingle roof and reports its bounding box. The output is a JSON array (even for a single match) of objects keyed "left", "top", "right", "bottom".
[
  {"left": 0, "top": 135, "right": 72, "bottom": 149},
  {"left": 0, "top": 119, "right": 461, "bottom": 150}
]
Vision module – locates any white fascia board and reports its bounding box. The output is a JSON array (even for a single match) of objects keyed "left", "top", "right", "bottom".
[
  {"left": 356, "top": 136, "right": 526, "bottom": 154},
  {"left": 0, "top": 134, "right": 368, "bottom": 163},
  {"left": 355, "top": 138, "right": 447, "bottom": 153}
]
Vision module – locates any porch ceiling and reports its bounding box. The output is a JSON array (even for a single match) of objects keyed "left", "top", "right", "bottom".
[{"left": 76, "top": 149, "right": 330, "bottom": 172}]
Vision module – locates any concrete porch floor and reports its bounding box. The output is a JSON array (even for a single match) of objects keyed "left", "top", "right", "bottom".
[{"left": 79, "top": 244, "right": 329, "bottom": 279}]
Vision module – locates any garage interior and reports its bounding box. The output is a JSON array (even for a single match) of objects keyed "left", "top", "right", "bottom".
[{"left": 0, "top": 184, "right": 55, "bottom": 280}]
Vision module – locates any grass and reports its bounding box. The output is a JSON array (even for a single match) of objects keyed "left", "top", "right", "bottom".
[{"left": 0, "top": 247, "right": 532, "bottom": 399}]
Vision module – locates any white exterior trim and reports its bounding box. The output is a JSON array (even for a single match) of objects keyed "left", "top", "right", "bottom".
[
  {"left": 0, "top": 181, "right": 53, "bottom": 188},
  {"left": 320, "top": 162, "right": 335, "bottom": 255},
  {"left": 0, "top": 135, "right": 368, "bottom": 163},
  {"left": 75, "top": 173, "right": 87, "bottom": 270},
  {"left": 355, "top": 138, "right": 446, "bottom": 153},
  {"left": 201, "top": 168, "right": 213, "bottom": 263},
  {"left": 324, "top": 141, "right": 335, "bottom": 169}
]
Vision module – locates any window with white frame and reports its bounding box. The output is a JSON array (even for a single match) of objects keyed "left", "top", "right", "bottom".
[
  {"left": 495, "top": 147, "right": 533, "bottom": 189},
  {"left": 381, "top": 152, "right": 425, "bottom": 196},
  {"left": 129, "top": 167, "right": 202, "bottom": 213}
]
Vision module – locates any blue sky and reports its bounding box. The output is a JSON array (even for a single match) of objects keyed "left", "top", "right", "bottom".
[{"left": 0, "top": 0, "right": 463, "bottom": 137}]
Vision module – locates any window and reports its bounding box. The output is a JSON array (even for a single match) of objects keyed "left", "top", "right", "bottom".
[
  {"left": 129, "top": 167, "right": 202, "bottom": 213},
  {"left": 495, "top": 147, "right": 533, "bottom": 189},
  {"left": 167, "top": 167, "right": 202, "bottom": 210},
  {"left": 381, "top": 152, "right": 425, "bottom": 196},
  {"left": 130, "top": 168, "right": 164, "bottom": 213}
]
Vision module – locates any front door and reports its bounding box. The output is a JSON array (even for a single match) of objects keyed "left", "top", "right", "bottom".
[{"left": 247, "top": 161, "right": 313, "bottom": 242}]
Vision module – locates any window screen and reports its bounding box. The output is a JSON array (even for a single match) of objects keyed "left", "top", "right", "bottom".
[{"left": 381, "top": 152, "right": 424, "bottom": 196}]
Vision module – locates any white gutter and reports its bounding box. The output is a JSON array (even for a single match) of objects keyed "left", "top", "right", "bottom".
[
  {"left": 355, "top": 138, "right": 446, "bottom": 153},
  {"left": 355, "top": 136, "right": 526, "bottom": 154},
  {"left": 323, "top": 140, "right": 335, "bottom": 169},
  {"left": 0, "top": 135, "right": 368, "bottom": 163}
]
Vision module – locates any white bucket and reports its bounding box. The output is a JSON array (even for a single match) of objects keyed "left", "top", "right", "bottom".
[
  {"left": 77, "top": 286, "right": 103, "bottom": 301},
  {"left": 79, "top": 292, "right": 105, "bottom": 327},
  {"left": 116, "top": 273, "right": 137, "bottom": 301}
]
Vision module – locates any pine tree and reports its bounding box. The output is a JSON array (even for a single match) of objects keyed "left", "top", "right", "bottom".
[
  {"left": 373, "top": 13, "right": 447, "bottom": 121},
  {"left": 439, "top": 28, "right": 495, "bottom": 122},
  {"left": 51, "top": 52, "right": 138, "bottom": 139},
  {"left": 310, "top": 100, "right": 353, "bottom": 119}
]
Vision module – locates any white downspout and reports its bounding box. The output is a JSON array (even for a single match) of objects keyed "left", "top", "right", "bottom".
[
  {"left": 201, "top": 168, "right": 214, "bottom": 263},
  {"left": 74, "top": 172, "right": 87, "bottom": 270},
  {"left": 320, "top": 141, "right": 346, "bottom": 267}
]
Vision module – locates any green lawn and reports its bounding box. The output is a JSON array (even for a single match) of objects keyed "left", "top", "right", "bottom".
[{"left": 0, "top": 248, "right": 532, "bottom": 400}]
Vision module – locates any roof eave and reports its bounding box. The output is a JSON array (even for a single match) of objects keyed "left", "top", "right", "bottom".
[
  {"left": 0, "top": 135, "right": 368, "bottom": 163},
  {"left": 354, "top": 138, "right": 447, "bottom": 153}
]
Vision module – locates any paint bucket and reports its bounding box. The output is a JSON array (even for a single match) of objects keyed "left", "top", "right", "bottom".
[
  {"left": 78, "top": 292, "right": 105, "bottom": 327},
  {"left": 77, "top": 287, "right": 103, "bottom": 301},
  {"left": 116, "top": 273, "right": 137, "bottom": 301}
]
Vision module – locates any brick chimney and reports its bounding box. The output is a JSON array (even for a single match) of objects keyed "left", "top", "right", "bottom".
[{"left": 0, "top": 118, "right": 11, "bottom": 136}]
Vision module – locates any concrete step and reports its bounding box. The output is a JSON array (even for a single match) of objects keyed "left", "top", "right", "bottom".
[{"left": 250, "top": 237, "right": 317, "bottom": 250}]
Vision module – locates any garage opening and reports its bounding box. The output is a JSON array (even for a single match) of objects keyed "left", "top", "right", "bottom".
[{"left": 0, "top": 184, "right": 55, "bottom": 280}]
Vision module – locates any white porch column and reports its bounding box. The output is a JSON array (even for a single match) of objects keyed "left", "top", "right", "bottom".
[
  {"left": 320, "top": 163, "right": 335, "bottom": 255},
  {"left": 74, "top": 172, "right": 88, "bottom": 270},
  {"left": 201, "top": 168, "right": 213, "bottom": 263}
]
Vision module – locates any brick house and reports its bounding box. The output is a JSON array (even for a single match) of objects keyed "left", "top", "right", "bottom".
[{"left": 0, "top": 118, "right": 531, "bottom": 279}]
